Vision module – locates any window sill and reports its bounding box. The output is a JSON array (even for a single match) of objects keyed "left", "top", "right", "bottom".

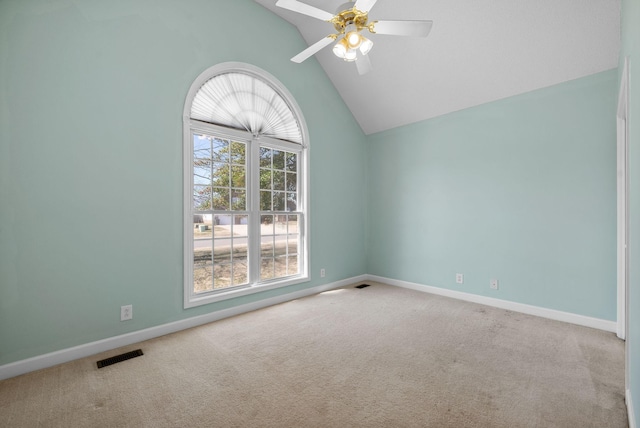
[{"left": 184, "top": 275, "right": 310, "bottom": 309}]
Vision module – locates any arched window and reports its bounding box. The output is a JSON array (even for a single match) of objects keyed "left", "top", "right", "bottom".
[{"left": 183, "top": 63, "right": 309, "bottom": 308}]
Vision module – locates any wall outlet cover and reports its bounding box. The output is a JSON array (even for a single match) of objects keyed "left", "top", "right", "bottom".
[{"left": 120, "top": 305, "right": 133, "bottom": 321}]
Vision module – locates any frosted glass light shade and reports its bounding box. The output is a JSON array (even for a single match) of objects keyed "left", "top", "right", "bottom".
[
  {"left": 333, "top": 39, "right": 348, "bottom": 59},
  {"left": 344, "top": 49, "right": 357, "bottom": 62},
  {"left": 359, "top": 37, "right": 373, "bottom": 55},
  {"left": 346, "top": 31, "right": 362, "bottom": 48}
]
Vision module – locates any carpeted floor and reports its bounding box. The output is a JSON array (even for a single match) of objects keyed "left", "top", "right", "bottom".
[{"left": 0, "top": 283, "right": 628, "bottom": 427}]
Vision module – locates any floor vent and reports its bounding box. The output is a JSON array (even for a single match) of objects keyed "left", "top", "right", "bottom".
[
  {"left": 96, "top": 349, "right": 144, "bottom": 369},
  {"left": 355, "top": 284, "right": 371, "bottom": 289}
]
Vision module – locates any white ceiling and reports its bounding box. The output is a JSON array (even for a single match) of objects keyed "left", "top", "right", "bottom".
[{"left": 255, "top": 0, "right": 620, "bottom": 135}]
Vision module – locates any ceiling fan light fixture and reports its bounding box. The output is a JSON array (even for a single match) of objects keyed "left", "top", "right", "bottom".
[
  {"left": 344, "top": 23, "right": 363, "bottom": 49},
  {"left": 359, "top": 37, "right": 373, "bottom": 55},
  {"left": 346, "top": 31, "right": 362, "bottom": 48},
  {"left": 333, "top": 37, "right": 349, "bottom": 59},
  {"left": 344, "top": 48, "right": 357, "bottom": 62}
]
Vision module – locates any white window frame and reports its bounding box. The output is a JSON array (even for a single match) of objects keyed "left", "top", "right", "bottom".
[{"left": 183, "top": 63, "right": 310, "bottom": 309}]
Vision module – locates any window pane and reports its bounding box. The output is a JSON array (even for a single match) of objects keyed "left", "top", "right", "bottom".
[
  {"left": 273, "top": 150, "right": 285, "bottom": 170},
  {"left": 194, "top": 238, "right": 213, "bottom": 256},
  {"left": 230, "top": 141, "right": 245, "bottom": 164},
  {"left": 193, "top": 264, "right": 213, "bottom": 293},
  {"left": 194, "top": 159, "right": 211, "bottom": 186},
  {"left": 214, "top": 264, "right": 231, "bottom": 288},
  {"left": 274, "top": 215, "right": 287, "bottom": 234},
  {"left": 286, "top": 172, "right": 297, "bottom": 192},
  {"left": 286, "top": 193, "right": 297, "bottom": 211},
  {"left": 260, "top": 215, "right": 274, "bottom": 260},
  {"left": 260, "top": 190, "right": 272, "bottom": 211},
  {"left": 234, "top": 244, "right": 248, "bottom": 259},
  {"left": 287, "top": 255, "right": 299, "bottom": 276},
  {"left": 261, "top": 236, "right": 274, "bottom": 257},
  {"left": 286, "top": 152, "right": 297, "bottom": 172},
  {"left": 233, "top": 259, "right": 248, "bottom": 285},
  {"left": 231, "top": 165, "right": 245, "bottom": 188},
  {"left": 261, "top": 214, "right": 274, "bottom": 231},
  {"left": 261, "top": 258, "right": 275, "bottom": 280},
  {"left": 194, "top": 185, "right": 211, "bottom": 211},
  {"left": 273, "top": 171, "right": 285, "bottom": 191},
  {"left": 212, "top": 138, "right": 230, "bottom": 162},
  {"left": 232, "top": 190, "right": 246, "bottom": 211},
  {"left": 193, "top": 211, "right": 213, "bottom": 293},
  {"left": 260, "top": 147, "right": 272, "bottom": 167},
  {"left": 274, "top": 256, "right": 287, "bottom": 278},
  {"left": 233, "top": 215, "right": 249, "bottom": 237},
  {"left": 193, "top": 238, "right": 213, "bottom": 256},
  {"left": 274, "top": 239, "right": 287, "bottom": 257},
  {"left": 212, "top": 187, "right": 230, "bottom": 211},
  {"left": 194, "top": 135, "right": 211, "bottom": 157},
  {"left": 287, "top": 235, "right": 299, "bottom": 255},
  {"left": 287, "top": 215, "right": 298, "bottom": 233},
  {"left": 260, "top": 169, "right": 271, "bottom": 190},
  {"left": 213, "top": 215, "right": 232, "bottom": 236},
  {"left": 213, "top": 241, "right": 231, "bottom": 264},
  {"left": 211, "top": 163, "right": 229, "bottom": 187},
  {"left": 273, "top": 192, "right": 285, "bottom": 211},
  {"left": 194, "top": 215, "right": 213, "bottom": 239}
]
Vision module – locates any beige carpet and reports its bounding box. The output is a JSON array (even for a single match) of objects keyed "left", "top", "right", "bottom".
[{"left": 0, "top": 283, "right": 628, "bottom": 427}]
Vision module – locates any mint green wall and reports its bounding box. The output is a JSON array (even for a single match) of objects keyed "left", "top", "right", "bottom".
[
  {"left": 621, "top": 0, "right": 640, "bottom": 422},
  {"left": 367, "top": 70, "right": 618, "bottom": 320},
  {"left": 0, "top": 0, "right": 368, "bottom": 365}
]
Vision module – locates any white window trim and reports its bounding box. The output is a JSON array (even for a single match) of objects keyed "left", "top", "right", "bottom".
[{"left": 183, "top": 63, "right": 310, "bottom": 309}]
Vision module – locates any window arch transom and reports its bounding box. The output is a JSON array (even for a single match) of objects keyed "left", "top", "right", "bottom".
[{"left": 190, "top": 72, "right": 302, "bottom": 144}]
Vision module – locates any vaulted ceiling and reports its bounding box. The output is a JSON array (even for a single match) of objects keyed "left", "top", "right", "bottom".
[{"left": 255, "top": 0, "right": 620, "bottom": 135}]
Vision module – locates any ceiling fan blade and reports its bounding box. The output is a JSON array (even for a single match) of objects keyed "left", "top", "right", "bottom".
[
  {"left": 275, "top": 0, "right": 335, "bottom": 21},
  {"left": 354, "top": 0, "right": 378, "bottom": 12},
  {"left": 291, "top": 36, "right": 336, "bottom": 63},
  {"left": 355, "top": 54, "right": 372, "bottom": 75},
  {"left": 372, "top": 20, "right": 433, "bottom": 37}
]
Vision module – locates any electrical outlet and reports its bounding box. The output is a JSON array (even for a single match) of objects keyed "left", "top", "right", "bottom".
[
  {"left": 490, "top": 279, "right": 499, "bottom": 290},
  {"left": 456, "top": 273, "right": 464, "bottom": 284},
  {"left": 121, "top": 305, "right": 133, "bottom": 321},
  {"left": 320, "top": 268, "right": 326, "bottom": 278}
]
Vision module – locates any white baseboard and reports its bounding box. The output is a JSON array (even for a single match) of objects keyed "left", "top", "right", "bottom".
[
  {"left": 0, "top": 273, "right": 618, "bottom": 381},
  {"left": 629, "top": 389, "right": 637, "bottom": 428},
  {"left": 366, "top": 275, "right": 617, "bottom": 333},
  {"left": 0, "top": 275, "right": 366, "bottom": 381}
]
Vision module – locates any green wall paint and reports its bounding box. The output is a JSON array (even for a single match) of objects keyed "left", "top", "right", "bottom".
[
  {"left": 0, "top": 0, "right": 367, "bottom": 365},
  {"left": 621, "top": 0, "right": 640, "bottom": 422},
  {"left": 367, "top": 70, "right": 618, "bottom": 320}
]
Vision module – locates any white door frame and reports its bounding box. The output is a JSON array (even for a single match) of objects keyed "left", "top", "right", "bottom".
[
  {"left": 617, "top": 56, "right": 629, "bottom": 342},
  {"left": 616, "top": 57, "right": 630, "bottom": 396}
]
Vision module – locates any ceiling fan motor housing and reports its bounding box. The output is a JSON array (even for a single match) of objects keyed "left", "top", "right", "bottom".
[{"left": 332, "top": 2, "right": 370, "bottom": 34}]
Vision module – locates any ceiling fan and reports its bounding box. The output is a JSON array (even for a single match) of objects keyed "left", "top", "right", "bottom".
[{"left": 275, "top": 0, "right": 433, "bottom": 75}]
